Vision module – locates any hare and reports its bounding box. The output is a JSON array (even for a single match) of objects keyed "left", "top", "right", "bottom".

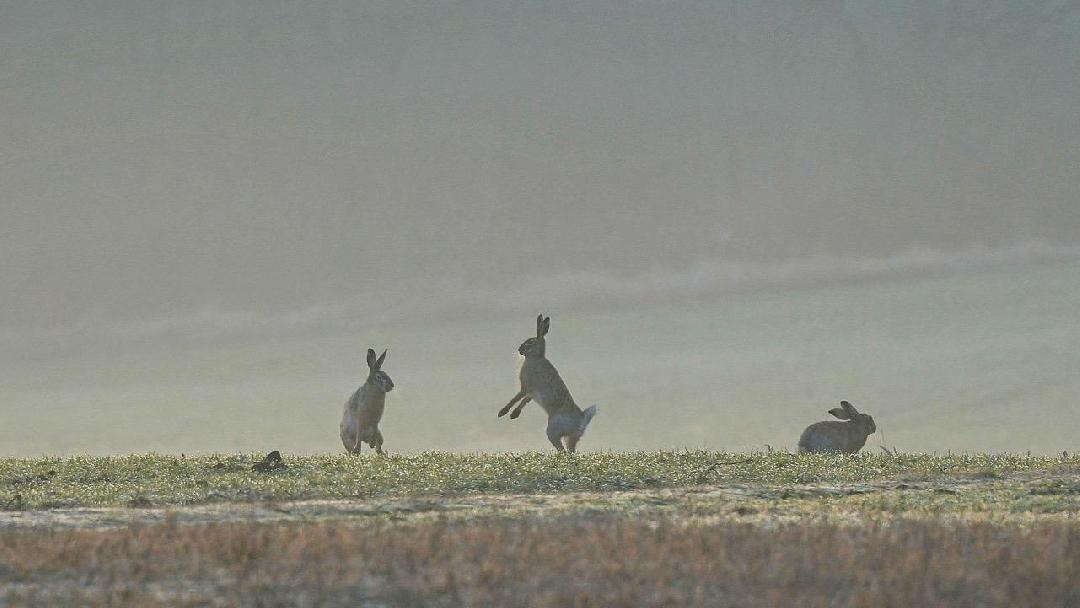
[
  {"left": 340, "top": 348, "right": 394, "bottom": 455},
  {"left": 497, "top": 314, "right": 597, "bottom": 453},
  {"left": 798, "top": 400, "right": 876, "bottom": 454}
]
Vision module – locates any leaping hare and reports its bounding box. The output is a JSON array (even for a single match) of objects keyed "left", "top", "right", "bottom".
[
  {"left": 340, "top": 348, "right": 395, "bottom": 455},
  {"left": 498, "top": 314, "right": 597, "bottom": 453},
  {"left": 798, "top": 400, "right": 876, "bottom": 454}
]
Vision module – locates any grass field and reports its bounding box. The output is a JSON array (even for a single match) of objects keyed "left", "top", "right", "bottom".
[{"left": 2, "top": 452, "right": 1079, "bottom": 606}]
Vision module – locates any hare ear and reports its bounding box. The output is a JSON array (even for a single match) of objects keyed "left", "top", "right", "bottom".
[
  {"left": 366, "top": 348, "right": 377, "bottom": 370},
  {"left": 841, "top": 401, "right": 859, "bottom": 417},
  {"left": 828, "top": 407, "right": 851, "bottom": 420},
  {"left": 375, "top": 349, "right": 387, "bottom": 369},
  {"left": 536, "top": 314, "right": 545, "bottom": 337},
  {"left": 541, "top": 316, "right": 551, "bottom": 337}
]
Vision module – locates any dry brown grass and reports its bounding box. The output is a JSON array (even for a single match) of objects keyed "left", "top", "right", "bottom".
[{"left": 1, "top": 516, "right": 1078, "bottom": 607}]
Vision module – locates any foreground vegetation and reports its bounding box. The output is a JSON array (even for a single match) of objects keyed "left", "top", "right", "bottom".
[
  {"left": 2, "top": 516, "right": 1078, "bottom": 607},
  {"left": 2, "top": 452, "right": 1078, "bottom": 606},
  {"left": 2, "top": 451, "right": 1078, "bottom": 511}
]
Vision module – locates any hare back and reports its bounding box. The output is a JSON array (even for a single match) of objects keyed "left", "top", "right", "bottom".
[
  {"left": 798, "top": 421, "right": 866, "bottom": 454},
  {"left": 798, "top": 422, "right": 844, "bottom": 453},
  {"left": 521, "top": 358, "right": 575, "bottom": 412},
  {"left": 343, "top": 384, "right": 387, "bottom": 425}
]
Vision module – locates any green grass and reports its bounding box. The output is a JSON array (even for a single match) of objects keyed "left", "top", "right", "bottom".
[
  {"left": 2, "top": 451, "right": 1078, "bottom": 511},
  {"left": 3, "top": 452, "right": 1080, "bottom": 606}
]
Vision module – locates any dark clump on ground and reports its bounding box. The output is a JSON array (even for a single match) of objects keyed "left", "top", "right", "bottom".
[{"left": 251, "top": 451, "right": 286, "bottom": 473}]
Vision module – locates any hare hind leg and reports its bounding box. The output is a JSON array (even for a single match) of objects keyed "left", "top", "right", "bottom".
[
  {"left": 341, "top": 423, "right": 362, "bottom": 455},
  {"left": 369, "top": 429, "right": 385, "bottom": 456},
  {"left": 545, "top": 427, "right": 566, "bottom": 452}
]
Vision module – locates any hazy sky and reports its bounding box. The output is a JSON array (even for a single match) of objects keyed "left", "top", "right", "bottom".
[{"left": 2, "top": 0, "right": 1078, "bottom": 331}]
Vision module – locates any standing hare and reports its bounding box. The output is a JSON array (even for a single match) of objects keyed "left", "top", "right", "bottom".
[
  {"left": 498, "top": 314, "right": 597, "bottom": 453},
  {"left": 340, "top": 348, "right": 394, "bottom": 455},
  {"left": 798, "top": 400, "right": 876, "bottom": 454}
]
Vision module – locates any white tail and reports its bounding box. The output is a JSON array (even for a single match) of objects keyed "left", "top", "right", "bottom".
[{"left": 579, "top": 405, "right": 598, "bottom": 435}]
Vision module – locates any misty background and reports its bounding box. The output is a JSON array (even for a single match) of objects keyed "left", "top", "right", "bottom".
[{"left": 1, "top": 1, "right": 1078, "bottom": 455}]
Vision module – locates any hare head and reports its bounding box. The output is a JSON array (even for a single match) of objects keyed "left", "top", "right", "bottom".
[
  {"left": 366, "top": 348, "right": 394, "bottom": 392},
  {"left": 828, "top": 400, "right": 875, "bottom": 435},
  {"left": 518, "top": 314, "right": 550, "bottom": 357}
]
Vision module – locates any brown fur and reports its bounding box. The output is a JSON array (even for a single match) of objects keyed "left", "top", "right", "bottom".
[
  {"left": 340, "top": 348, "right": 393, "bottom": 455},
  {"left": 798, "top": 401, "right": 876, "bottom": 454},
  {"left": 498, "top": 315, "right": 597, "bottom": 452}
]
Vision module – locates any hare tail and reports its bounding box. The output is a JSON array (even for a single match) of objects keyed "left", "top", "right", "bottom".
[{"left": 579, "top": 405, "right": 598, "bottom": 435}]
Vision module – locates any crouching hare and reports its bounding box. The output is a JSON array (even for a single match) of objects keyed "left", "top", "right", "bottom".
[
  {"left": 340, "top": 348, "right": 394, "bottom": 455},
  {"left": 497, "top": 314, "right": 597, "bottom": 453},
  {"left": 798, "top": 400, "right": 876, "bottom": 454}
]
